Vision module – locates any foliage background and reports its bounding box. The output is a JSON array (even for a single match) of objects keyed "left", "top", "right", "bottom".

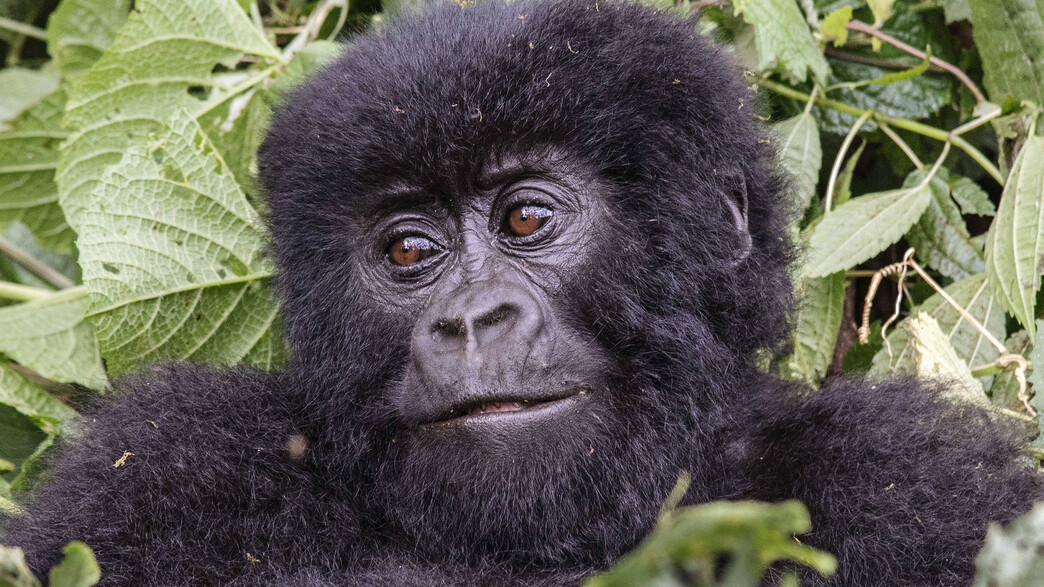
[{"left": 0, "top": 0, "right": 1042, "bottom": 584}]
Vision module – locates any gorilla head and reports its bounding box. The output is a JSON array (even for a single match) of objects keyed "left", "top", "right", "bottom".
[{"left": 260, "top": 0, "right": 791, "bottom": 568}]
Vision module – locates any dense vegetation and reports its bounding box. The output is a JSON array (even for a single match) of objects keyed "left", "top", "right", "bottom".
[{"left": 0, "top": 0, "right": 1041, "bottom": 584}]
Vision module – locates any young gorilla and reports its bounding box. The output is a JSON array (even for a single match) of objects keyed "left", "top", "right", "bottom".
[{"left": 3, "top": 0, "right": 1042, "bottom": 584}]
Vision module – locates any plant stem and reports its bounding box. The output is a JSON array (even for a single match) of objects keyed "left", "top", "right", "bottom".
[
  {"left": 759, "top": 79, "right": 1005, "bottom": 185},
  {"left": 0, "top": 280, "right": 53, "bottom": 302},
  {"left": 879, "top": 123, "right": 924, "bottom": 169},
  {"left": 824, "top": 111, "right": 872, "bottom": 215},
  {"left": 0, "top": 236, "right": 75, "bottom": 289},
  {"left": 845, "top": 20, "right": 986, "bottom": 104},
  {"left": 0, "top": 16, "right": 47, "bottom": 41}
]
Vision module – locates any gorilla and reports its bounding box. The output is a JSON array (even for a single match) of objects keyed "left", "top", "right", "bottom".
[{"left": 3, "top": 0, "right": 1042, "bottom": 585}]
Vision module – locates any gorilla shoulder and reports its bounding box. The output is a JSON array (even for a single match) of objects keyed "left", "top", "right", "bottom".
[
  {"left": 738, "top": 378, "right": 1044, "bottom": 585},
  {"left": 1, "top": 365, "right": 322, "bottom": 583}
]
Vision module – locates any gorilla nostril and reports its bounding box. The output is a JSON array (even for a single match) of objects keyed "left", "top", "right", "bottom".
[
  {"left": 473, "top": 304, "right": 517, "bottom": 330},
  {"left": 432, "top": 318, "right": 466, "bottom": 338}
]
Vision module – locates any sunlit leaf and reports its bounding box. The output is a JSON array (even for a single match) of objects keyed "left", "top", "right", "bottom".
[
  {"left": 586, "top": 500, "right": 836, "bottom": 586},
  {"left": 0, "top": 288, "right": 106, "bottom": 390},
  {"left": 906, "top": 168, "right": 984, "bottom": 281},
  {"left": 902, "top": 311, "right": 986, "bottom": 402},
  {"left": 805, "top": 178, "right": 933, "bottom": 277},
  {"left": 732, "top": 0, "right": 829, "bottom": 84},
  {"left": 773, "top": 112, "right": 821, "bottom": 214},
  {"left": 78, "top": 110, "right": 285, "bottom": 374},
  {"left": 778, "top": 272, "right": 845, "bottom": 384},
  {"left": 973, "top": 503, "right": 1044, "bottom": 587},
  {"left": 984, "top": 136, "right": 1044, "bottom": 338},
  {"left": 46, "top": 0, "right": 131, "bottom": 80},
  {"left": 49, "top": 542, "right": 100, "bottom": 587},
  {"left": 968, "top": 0, "right": 1044, "bottom": 104},
  {"left": 870, "top": 273, "right": 1006, "bottom": 386},
  {"left": 0, "top": 90, "right": 73, "bottom": 253},
  {"left": 57, "top": 0, "right": 282, "bottom": 227}
]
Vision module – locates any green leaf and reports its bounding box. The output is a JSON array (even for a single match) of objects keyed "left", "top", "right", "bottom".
[
  {"left": 906, "top": 168, "right": 985, "bottom": 281},
  {"left": 870, "top": 273, "right": 1006, "bottom": 385},
  {"left": 732, "top": 0, "right": 829, "bottom": 84},
  {"left": 46, "top": 0, "right": 131, "bottom": 80},
  {"left": 48, "top": 542, "right": 100, "bottom": 587},
  {"left": 78, "top": 110, "right": 285, "bottom": 374},
  {"left": 821, "top": 6, "right": 852, "bottom": 47},
  {"left": 772, "top": 112, "right": 821, "bottom": 214},
  {"left": 0, "top": 363, "right": 75, "bottom": 434},
  {"left": 968, "top": 0, "right": 1044, "bottom": 104},
  {"left": 902, "top": 311, "right": 986, "bottom": 402},
  {"left": 0, "top": 289, "right": 106, "bottom": 390},
  {"left": 938, "top": 0, "right": 971, "bottom": 23},
  {"left": 0, "top": 90, "right": 74, "bottom": 253},
  {"left": 0, "top": 405, "right": 47, "bottom": 485},
  {"left": 0, "top": 544, "right": 40, "bottom": 587},
  {"left": 984, "top": 136, "right": 1044, "bottom": 338},
  {"left": 973, "top": 503, "right": 1044, "bottom": 587},
  {"left": 585, "top": 500, "right": 836, "bottom": 587},
  {"left": 868, "top": 0, "right": 895, "bottom": 26},
  {"left": 1028, "top": 321, "right": 1044, "bottom": 419},
  {"left": 950, "top": 176, "right": 995, "bottom": 217},
  {"left": 988, "top": 330, "right": 1030, "bottom": 411},
  {"left": 56, "top": 0, "right": 282, "bottom": 227},
  {"left": 0, "top": 68, "right": 59, "bottom": 124},
  {"left": 778, "top": 272, "right": 845, "bottom": 384},
  {"left": 805, "top": 179, "right": 933, "bottom": 277}
]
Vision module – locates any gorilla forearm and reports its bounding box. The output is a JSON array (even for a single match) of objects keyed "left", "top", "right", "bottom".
[{"left": 740, "top": 379, "right": 1044, "bottom": 585}]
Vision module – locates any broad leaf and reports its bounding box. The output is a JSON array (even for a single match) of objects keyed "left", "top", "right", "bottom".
[
  {"left": 939, "top": 0, "right": 971, "bottom": 23},
  {"left": 0, "top": 405, "right": 47, "bottom": 485},
  {"left": 0, "top": 90, "right": 73, "bottom": 252},
  {"left": 906, "top": 168, "right": 984, "bottom": 281},
  {"left": 968, "top": 0, "right": 1044, "bottom": 104},
  {"left": 0, "top": 363, "right": 76, "bottom": 434},
  {"left": 778, "top": 272, "right": 845, "bottom": 384},
  {"left": 871, "top": 273, "right": 1006, "bottom": 385},
  {"left": 984, "top": 136, "right": 1044, "bottom": 338},
  {"left": 79, "top": 110, "right": 285, "bottom": 374},
  {"left": 804, "top": 179, "right": 933, "bottom": 277},
  {"left": 902, "top": 312, "right": 986, "bottom": 402},
  {"left": 0, "top": 544, "right": 39, "bottom": 587},
  {"left": 951, "top": 176, "right": 995, "bottom": 217},
  {"left": 732, "top": 0, "right": 829, "bottom": 84},
  {"left": 586, "top": 500, "right": 835, "bottom": 586},
  {"left": 46, "top": 0, "right": 131, "bottom": 80},
  {"left": 973, "top": 503, "right": 1044, "bottom": 587},
  {"left": 0, "top": 68, "right": 59, "bottom": 123},
  {"left": 987, "top": 330, "right": 1030, "bottom": 411},
  {"left": 773, "top": 112, "right": 821, "bottom": 214},
  {"left": 49, "top": 542, "right": 101, "bottom": 587},
  {"left": 0, "top": 288, "right": 106, "bottom": 390},
  {"left": 56, "top": 0, "right": 282, "bottom": 226}
]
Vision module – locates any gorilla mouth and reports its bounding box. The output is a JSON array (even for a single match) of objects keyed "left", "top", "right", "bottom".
[{"left": 421, "top": 388, "right": 588, "bottom": 428}]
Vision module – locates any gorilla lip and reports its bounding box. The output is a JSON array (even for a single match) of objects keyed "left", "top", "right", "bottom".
[{"left": 421, "top": 389, "right": 586, "bottom": 428}]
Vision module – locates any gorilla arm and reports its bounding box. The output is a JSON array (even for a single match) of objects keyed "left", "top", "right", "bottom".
[
  {"left": 0, "top": 364, "right": 328, "bottom": 585},
  {"left": 739, "top": 378, "right": 1044, "bottom": 586}
]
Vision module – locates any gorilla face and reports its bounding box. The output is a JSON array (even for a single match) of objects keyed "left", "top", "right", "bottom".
[{"left": 357, "top": 151, "right": 614, "bottom": 452}]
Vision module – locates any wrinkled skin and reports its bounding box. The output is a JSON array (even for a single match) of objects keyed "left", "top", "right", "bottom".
[{"left": 3, "top": 1, "right": 1042, "bottom": 585}]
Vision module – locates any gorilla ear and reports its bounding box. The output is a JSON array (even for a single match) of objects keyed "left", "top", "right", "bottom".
[{"left": 717, "top": 166, "right": 752, "bottom": 264}]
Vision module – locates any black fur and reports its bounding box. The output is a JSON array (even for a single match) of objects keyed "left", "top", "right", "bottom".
[{"left": 3, "top": 1, "right": 1041, "bottom": 585}]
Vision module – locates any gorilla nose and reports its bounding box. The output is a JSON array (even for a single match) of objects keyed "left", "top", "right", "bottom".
[{"left": 420, "top": 284, "right": 545, "bottom": 355}]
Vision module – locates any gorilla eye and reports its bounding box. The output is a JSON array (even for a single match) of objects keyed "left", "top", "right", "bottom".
[
  {"left": 388, "top": 236, "right": 441, "bottom": 266},
  {"left": 506, "top": 205, "right": 553, "bottom": 237}
]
